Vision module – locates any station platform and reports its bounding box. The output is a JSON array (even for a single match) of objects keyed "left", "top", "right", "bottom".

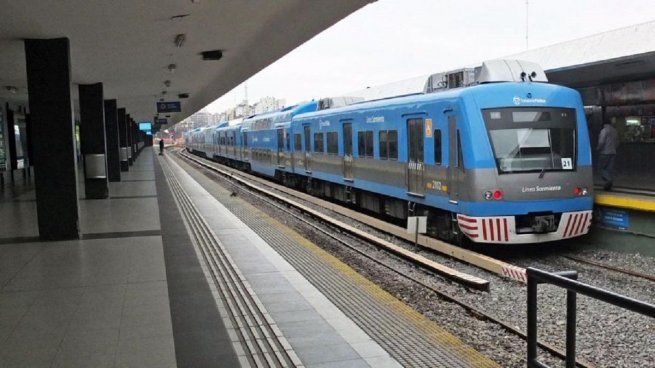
[
  {"left": 0, "top": 147, "right": 500, "bottom": 367},
  {"left": 594, "top": 188, "right": 655, "bottom": 212}
]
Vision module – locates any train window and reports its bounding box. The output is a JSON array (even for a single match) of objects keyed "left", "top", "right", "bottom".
[
  {"left": 358, "top": 131, "right": 374, "bottom": 158},
  {"left": 294, "top": 134, "right": 301, "bottom": 151},
  {"left": 379, "top": 131, "right": 388, "bottom": 160},
  {"left": 365, "top": 131, "right": 373, "bottom": 157},
  {"left": 434, "top": 129, "right": 442, "bottom": 165},
  {"left": 327, "top": 132, "right": 338, "bottom": 155},
  {"left": 286, "top": 133, "right": 290, "bottom": 150},
  {"left": 388, "top": 130, "right": 398, "bottom": 160},
  {"left": 314, "top": 133, "right": 324, "bottom": 153}
]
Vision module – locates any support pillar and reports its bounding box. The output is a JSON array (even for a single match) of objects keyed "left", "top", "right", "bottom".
[
  {"left": 25, "top": 37, "right": 79, "bottom": 240},
  {"left": 104, "top": 100, "right": 121, "bottom": 182},
  {"left": 118, "top": 108, "right": 129, "bottom": 172},
  {"left": 79, "top": 83, "right": 108, "bottom": 199},
  {"left": 126, "top": 114, "right": 133, "bottom": 165}
]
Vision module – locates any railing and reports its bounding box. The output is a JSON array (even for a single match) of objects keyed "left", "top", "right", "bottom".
[{"left": 526, "top": 267, "right": 655, "bottom": 368}]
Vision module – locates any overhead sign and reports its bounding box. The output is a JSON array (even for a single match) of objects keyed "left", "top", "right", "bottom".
[
  {"left": 156, "top": 101, "right": 181, "bottom": 113},
  {"left": 139, "top": 122, "right": 152, "bottom": 131},
  {"left": 155, "top": 118, "right": 167, "bottom": 125}
]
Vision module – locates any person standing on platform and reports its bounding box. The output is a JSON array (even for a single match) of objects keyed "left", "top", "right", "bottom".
[
  {"left": 159, "top": 139, "right": 164, "bottom": 155},
  {"left": 597, "top": 119, "right": 620, "bottom": 191}
]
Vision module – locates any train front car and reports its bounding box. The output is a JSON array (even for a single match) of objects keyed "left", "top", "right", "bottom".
[{"left": 456, "top": 82, "right": 593, "bottom": 244}]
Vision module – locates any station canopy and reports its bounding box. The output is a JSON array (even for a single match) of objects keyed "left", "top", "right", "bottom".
[
  {"left": 0, "top": 0, "right": 371, "bottom": 127},
  {"left": 351, "top": 20, "right": 655, "bottom": 100}
]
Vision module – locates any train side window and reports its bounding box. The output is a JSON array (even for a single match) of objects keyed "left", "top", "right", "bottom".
[
  {"left": 357, "top": 131, "right": 365, "bottom": 157},
  {"left": 286, "top": 133, "right": 290, "bottom": 150},
  {"left": 327, "top": 132, "right": 338, "bottom": 155},
  {"left": 388, "top": 130, "right": 398, "bottom": 160},
  {"left": 434, "top": 129, "right": 442, "bottom": 165},
  {"left": 314, "top": 132, "right": 324, "bottom": 153},
  {"left": 379, "top": 130, "right": 388, "bottom": 160},
  {"left": 294, "top": 134, "right": 301, "bottom": 151},
  {"left": 365, "top": 131, "right": 373, "bottom": 157},
  {"left": 456, "top": 130, "right": 464, "bottom": 169}
]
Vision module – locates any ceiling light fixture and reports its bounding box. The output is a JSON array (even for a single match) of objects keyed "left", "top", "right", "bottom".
[
  {"left": 170, "top": 14, "right": 189, "bottom": 21},
  {"left": 200, "top": 49, "right": 223, "bottom": 61},
  {"left": 174, "top": 34, "right": 186, "bottom": 48},
  {"left": 167, "top": 63, "right": 177, "bottom": 73},
  {"left": 5, "top": 86, "right": 18, "bottom": 94},
  {"left": 178, "top": 93, "right": 189, "bottom": 99},
  {"left": 164, "top": 80, "right": 171, "bottom": 87},
  {"left": 162, "top": 90, "right": 167, "bottom": 95}
]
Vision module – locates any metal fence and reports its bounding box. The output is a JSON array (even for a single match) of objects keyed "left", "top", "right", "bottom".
[{"left": 526, "top": 267, "right": 655, "bottom": 368}]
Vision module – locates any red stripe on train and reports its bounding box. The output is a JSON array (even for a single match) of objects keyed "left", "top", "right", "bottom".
[
  {"left": 568, "top": 214, "right": 580, "bottom": 237},
  {"left": 457, "top": 216, "right": 477, "bottom": 223},
  {"left": 563, "top": 214, "right": 573, "bottom": 237},
  {"left": 482, "top": 219, "right": 487, "bottom": 241},
  {"left": 503, "top": 218, "right": 509, "bottom": 242},
  {"left": 459, "top": 223, "right": 478, "bottom": 231}
]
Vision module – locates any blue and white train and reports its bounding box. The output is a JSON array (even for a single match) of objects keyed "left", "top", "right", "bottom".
[{"left": 186, "top": 60, "right": 593, "bottom": 244}]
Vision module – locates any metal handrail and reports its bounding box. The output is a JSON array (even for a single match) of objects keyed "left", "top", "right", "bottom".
[{"left": 526, "top": 267, "right": 655, "bottom": 368}]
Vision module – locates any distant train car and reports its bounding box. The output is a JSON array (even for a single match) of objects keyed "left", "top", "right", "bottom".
[
  {"left": 241, "top": 101, "right": 318, "bottom": 177},
  {"left": 188, "top": 60, "right": 593, "bottom": 245}
]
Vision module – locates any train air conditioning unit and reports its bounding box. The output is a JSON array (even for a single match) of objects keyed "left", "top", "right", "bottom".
[
  {"left": 423, "top": 59, "right": 548, "bottom": 93},
  {"left": 318, "top": 96, "right": 364, "bottom": 110}
]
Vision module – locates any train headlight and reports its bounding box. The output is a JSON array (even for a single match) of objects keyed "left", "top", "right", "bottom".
[
  {"left": 484, "top": 190, "right": 503, "bottom": 200},
  {"left": 573, "top": 186, "right": 589, "bottom": 196}
]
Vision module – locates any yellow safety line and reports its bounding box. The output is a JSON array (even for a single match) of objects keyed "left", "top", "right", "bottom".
[
  {"left": 252, "top": 207, "right": 501, "bottom": 367},
  {"left": 595, "top": 193, "right": 655, "bottom": 212}
]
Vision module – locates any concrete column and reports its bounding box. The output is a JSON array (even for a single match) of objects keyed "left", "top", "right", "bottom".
[
  {"left": 126, "top": 114, "right": 133, "bottom": 165},
  {"left": 118, "top": 108, "right": 129, "bottom": 171},
  {"left": 104, "top": 100, "right": 121, "bottom": 182},
  {"left": 79, "top": 83, "right": 108, "bottom": 199},
  {"left": 5, "top": 105, "right": 17, "bottom": 172},
  {"left": 131, "top": 118, "right": 138, "bottom": 159},
  {"left": 24, "top": 37, "right": 79, "bottom": 240}
]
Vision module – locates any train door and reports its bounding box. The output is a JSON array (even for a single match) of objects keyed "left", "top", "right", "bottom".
[
  {"left": 242, "top": 132, "right": 248, "bottom": 160},
  {"left": 303, "top": 125, "right": 311, "bottom": 172},
  {"left": 232, "top": 131, "right": 237, "bottom": 157},
  {"left": 406, "top": 118, "right": 425, "bottom": 195},
  {"left": 342, "top": 122, "right": 353, "bottom": 180},
  {"left": 447, "top": 116, "right": 462, "bottom": 202},
  {"left": 276, "top": 128, "right": 284, "bottom": 167}
]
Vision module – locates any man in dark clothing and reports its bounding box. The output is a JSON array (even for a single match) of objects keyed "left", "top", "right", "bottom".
[
  {"left": 159, "top": 139, "right": 164, "bottom": 155},
  {"left": 597, "top": 120, "right": 619, "bottom": 190}
]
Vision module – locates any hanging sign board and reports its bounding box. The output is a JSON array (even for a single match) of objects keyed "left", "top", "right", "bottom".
[{"left": 156, "top": 101, "right": 181, "bottom": 113}]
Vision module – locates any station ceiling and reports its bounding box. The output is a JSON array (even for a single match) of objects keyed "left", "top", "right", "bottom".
[{"left": 0, "top": 0, "right": 372, "bottom": 126}]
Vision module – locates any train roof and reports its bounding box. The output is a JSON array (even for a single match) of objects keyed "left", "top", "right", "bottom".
[
  {"left": 242, "top": 101, "right": 318, "bottom": 131},
  {"left": 295, "top": 81, "right": 576, "bottom": 120}
]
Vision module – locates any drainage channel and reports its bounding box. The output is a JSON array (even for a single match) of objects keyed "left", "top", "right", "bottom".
[{"left": 160, "top": 158, "right": 302, "bottom": 368}]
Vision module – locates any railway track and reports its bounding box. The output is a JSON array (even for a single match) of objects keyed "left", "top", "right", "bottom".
[
  {"left": 175, "top": 149, "right": 596, "bottom": 368},
  {"left": 179, "top": 150, "right": 528, "bottom": 284},
  {"left": 564, "top": 255, "right": 655, "bottom": 283}
]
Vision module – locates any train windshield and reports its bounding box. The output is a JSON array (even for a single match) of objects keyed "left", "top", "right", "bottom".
[{"left": 482, "top": 107, "right": 576, "bottom": 174}]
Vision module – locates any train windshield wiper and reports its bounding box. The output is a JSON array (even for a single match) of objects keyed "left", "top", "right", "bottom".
[{"left": 539, "top": 168, "right": 546, "bottom": 179}]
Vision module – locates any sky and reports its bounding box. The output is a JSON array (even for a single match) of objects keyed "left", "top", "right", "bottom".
[{"left": 204, "top": 0, "right": 655, "bottom": 113}]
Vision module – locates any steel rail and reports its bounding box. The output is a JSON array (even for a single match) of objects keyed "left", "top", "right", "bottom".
[
  {"left": 564, "top": 255, "right": 655, "bottom": 282},
  {"left": 175, "top": 149, "right": 595, "bottom": 368}
]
